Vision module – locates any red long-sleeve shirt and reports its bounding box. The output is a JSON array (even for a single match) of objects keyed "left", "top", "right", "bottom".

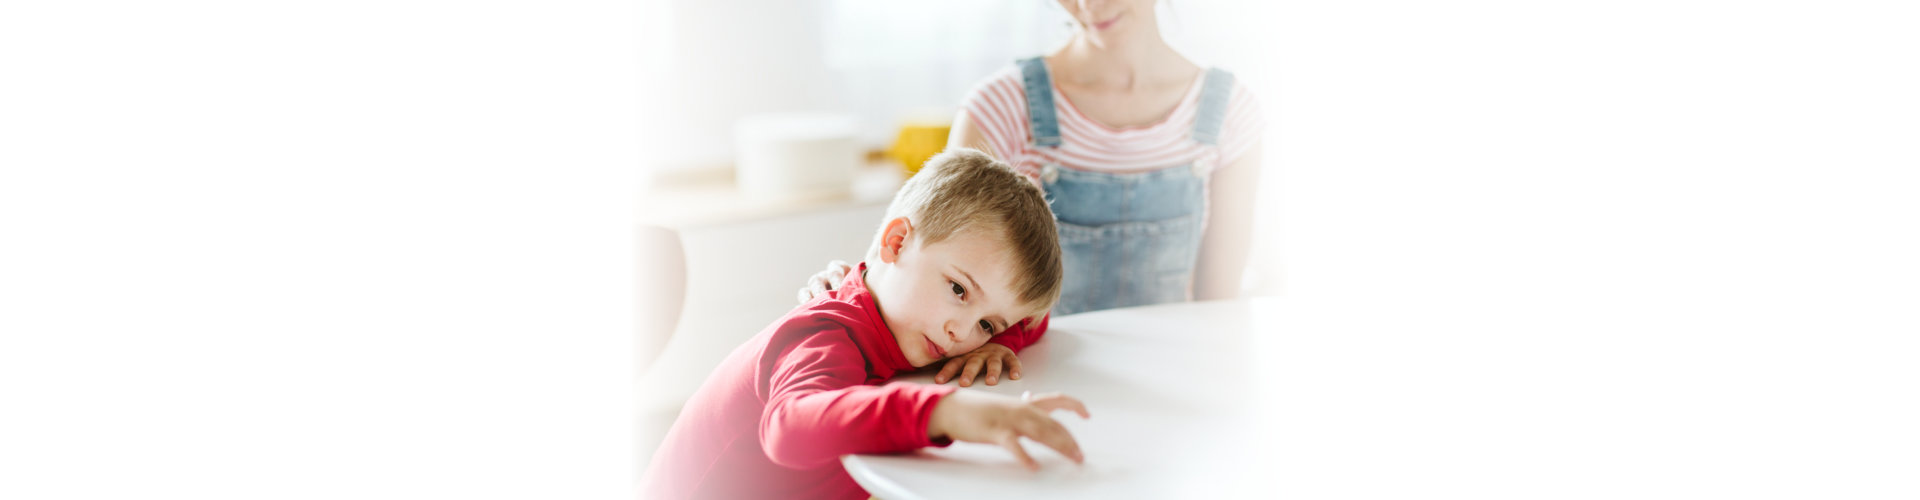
[
  {"left": 989, "top": 311, "right": 1049, "bottom": 353},
  {"left": 641, "top": 265, "right": 965, "bottom": 500}
]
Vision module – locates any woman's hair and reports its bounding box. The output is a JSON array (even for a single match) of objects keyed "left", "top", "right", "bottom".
[{"left": 870, "top": 148, "right": 1064, "bottom": 317}]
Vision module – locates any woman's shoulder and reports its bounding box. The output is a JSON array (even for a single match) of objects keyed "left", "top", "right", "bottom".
[
  {"left": 1194, "top": 64, "right": 1263, "bottom": 122},
  {"left": 1196, "top": 64, "right": 1258, "bottom": 96},
  {"left": 1204, "top": 66, "right": 1266, "bottom": 167},
  {"left": 962, "top": 64, "right": 1027, "bottom": 102},
  {"left": 1205, "top": 65, "right": 1267, "bottom": 101},
  {"left": 1221, "top": 69, "right": 1263, "bottom": 116}
]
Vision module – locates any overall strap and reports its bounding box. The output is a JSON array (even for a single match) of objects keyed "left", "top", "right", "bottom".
[
  {"left": 1016, "top": 57, "right": 1063, "bottom": 148},
  {"left": 1190, "top": 67, "right": 1235, "bottom": 146}
]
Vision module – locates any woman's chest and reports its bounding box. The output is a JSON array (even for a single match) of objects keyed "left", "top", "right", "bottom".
[{"left": 1054, "top": 81, "right": 1193, "bottom": 130}]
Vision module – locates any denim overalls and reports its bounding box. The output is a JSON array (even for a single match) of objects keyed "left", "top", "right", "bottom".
[{"left": 1017, "top": 57, "right": 1236, "bottom": 316}]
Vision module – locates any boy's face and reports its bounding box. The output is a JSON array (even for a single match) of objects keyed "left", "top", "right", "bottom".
[{"left": 868, "top": 219, "right": 1030, "bottom": 368}]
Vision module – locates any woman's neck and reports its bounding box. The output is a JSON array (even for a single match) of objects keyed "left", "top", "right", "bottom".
[{"left": 1053, "top": 31, "right": 1192, "bottom": 91}]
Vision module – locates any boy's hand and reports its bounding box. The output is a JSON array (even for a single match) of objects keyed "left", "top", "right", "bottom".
[
  {"left": 927, "top": 390, "right": 1090, "bottom": 471},
  {"left": 935, "top": 342, "right": 1020, "bottom": 386},
  {"left": 796, "top": 260, "right": 853, "bottom": 303}
]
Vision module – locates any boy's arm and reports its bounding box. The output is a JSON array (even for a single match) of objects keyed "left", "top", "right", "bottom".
[
  {"left": 758, "top": 331, "right": 957, "bottom": 470},
  {"left": 986, "top": 314, "right": 1050, "bottom": 353}
]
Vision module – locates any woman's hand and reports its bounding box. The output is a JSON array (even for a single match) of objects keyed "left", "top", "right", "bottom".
[
  {"left": 795, "top": 260, "right": 853, "bottom": 304},
  {"left": 926, "top": 389, "right": 1088, "bottom": 471},
  {"left": 935, "top": 342, "right": 1021, "bottom": 387}
]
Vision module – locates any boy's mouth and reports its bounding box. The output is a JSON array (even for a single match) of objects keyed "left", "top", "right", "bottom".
[{"left": 923, "top": 334, "right": 948, "bottom": 359}]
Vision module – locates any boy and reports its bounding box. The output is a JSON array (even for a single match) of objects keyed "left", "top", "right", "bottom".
[{"left": 640, "top": 148, "right": 1089, "bottom": 500}]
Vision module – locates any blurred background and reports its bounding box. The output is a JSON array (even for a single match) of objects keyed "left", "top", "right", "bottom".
[
  {"left": 627, "top": 0, "right": 1920, "bottom": 493},
  {"left": 6, "top": 1, "right": 1915, "bottom": 498},
  {"left": 632, "top": 0, "right": 1285, "bottom": 474}
]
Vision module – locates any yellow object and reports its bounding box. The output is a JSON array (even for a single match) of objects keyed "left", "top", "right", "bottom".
[{"left": 887, "top": 121, "right": 952, "bottom": 178}]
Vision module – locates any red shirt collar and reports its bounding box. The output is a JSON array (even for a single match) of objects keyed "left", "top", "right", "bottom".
[{"left": 827, "top": 262, "right": 916, "bottom": 380}]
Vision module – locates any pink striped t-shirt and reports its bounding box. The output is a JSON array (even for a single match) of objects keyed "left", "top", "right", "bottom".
[{"left": 960, "top": 64, "right": 1265, "bottom": 180}]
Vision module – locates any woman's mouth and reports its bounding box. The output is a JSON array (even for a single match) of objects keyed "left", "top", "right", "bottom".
[
  {"left": 923, "top": 335, "right": 948, "bottom": 359},
  {"left": 1093, "top": 14, "right": 1121, "bottom": 31}
]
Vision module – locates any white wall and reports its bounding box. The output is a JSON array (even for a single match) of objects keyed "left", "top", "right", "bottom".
[
  {"left": 644, "top": 0, "right": 1275, "bottom": 173},
  {"left": 651, "top": 0, "right": 836, "bottom": 169},
  {"left": 643, "top": 0, "right": 1292, "bottom": 289}
]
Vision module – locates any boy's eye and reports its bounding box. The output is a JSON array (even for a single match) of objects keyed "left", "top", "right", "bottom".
[
  {"left": 978, "top": 319, "right": 994, "bottom": 334},
  {"left": 950, "top": 281, "right": 965, "bottom": 298}
]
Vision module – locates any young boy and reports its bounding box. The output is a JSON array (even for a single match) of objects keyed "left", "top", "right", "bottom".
[{"left": 640, "top": 148, "right": 1090, "bottom": 500}]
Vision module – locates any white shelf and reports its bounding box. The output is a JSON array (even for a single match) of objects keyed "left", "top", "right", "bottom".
[{"left": 638, "top": 161, "right": 906, "bottom": 230}]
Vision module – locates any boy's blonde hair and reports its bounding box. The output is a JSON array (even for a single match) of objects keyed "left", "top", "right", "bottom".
[{"left": 868, "top": 148, "right": 1063, "bottom": 318}]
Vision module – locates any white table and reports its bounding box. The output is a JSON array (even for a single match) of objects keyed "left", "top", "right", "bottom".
[
  {"left": 844, "top": 294, "right": 1920, "bottom": 499},
  {"left": 843, "top": 298, "right": 1282, "bottom": 499}
]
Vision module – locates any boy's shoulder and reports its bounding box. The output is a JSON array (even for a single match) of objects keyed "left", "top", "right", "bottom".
[
  {"left": 757, "top": 297, "right": 873, "bottom": 360},
  {"left": 751, "top": 287, "right": 908, "bottom": 382},
  {"left": 770, "top": 269, "right": 883, "bottom": 343}
]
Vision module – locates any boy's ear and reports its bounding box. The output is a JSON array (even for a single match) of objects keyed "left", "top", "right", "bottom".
[{"left": 878, "top": 217, "right": 913, "bottom": 264}]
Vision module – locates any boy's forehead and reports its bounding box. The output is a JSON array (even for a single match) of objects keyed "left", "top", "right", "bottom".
[
  {"left": 924, "top": 232, "right": 1021, "bottom": 292},
  {"left": 944, "top": 245, "right": 1051, "bottom": 323}
]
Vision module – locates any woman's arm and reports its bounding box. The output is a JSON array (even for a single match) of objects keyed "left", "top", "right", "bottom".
[
  {"left": 1193, "top": 142, "right": 1264, "bottom": 301},
  {"left": 947, "top": 109, "right": 1000, "bottom": 159}
]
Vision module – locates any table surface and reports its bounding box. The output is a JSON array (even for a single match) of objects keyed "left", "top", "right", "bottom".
[
  {"left": 843, "top": 298, "right": 1282, "bottom": 500},
  {"left": 844, "top": 294, "right": 1920, "bottom": 499}
]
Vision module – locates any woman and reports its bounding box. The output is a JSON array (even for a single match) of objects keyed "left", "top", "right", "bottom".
[{"left": 802, "top": 0, "right": 1265, "bottom": 387}]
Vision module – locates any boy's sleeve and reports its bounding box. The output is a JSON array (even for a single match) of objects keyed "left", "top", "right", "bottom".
[
  {"left": 987, "top": 314, "right": 1050, "bottom": 353},
  {"left": 758, "top": 329, "right": 958, "bottom": 470}
]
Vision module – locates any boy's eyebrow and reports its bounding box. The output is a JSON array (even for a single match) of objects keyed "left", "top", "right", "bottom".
[{"left": 954, "top": 265, "right": 988, "bottom": 304}]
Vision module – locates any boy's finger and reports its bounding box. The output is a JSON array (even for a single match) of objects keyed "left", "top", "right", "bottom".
[
  {"left": 1000, "top": 434, "right": 1039, "bottom": 471},
  {"left": 934, "top": 358, "right": 963, "bottom": 384},
  {"left": 984, "top": 360, "right": 1002, "bottom": 385},
  {"left": 959, "top": 356, "right": 987, "bottom": 386},
  {"left": 1031, "top": 394, "right": 1091, "bottom": 419},
  {"left": 1020, "top": 419, "right": 1084, "bottom": 464},
  {"left": 1006, "top": 354, "right": 1023, "bottom": 380}
]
